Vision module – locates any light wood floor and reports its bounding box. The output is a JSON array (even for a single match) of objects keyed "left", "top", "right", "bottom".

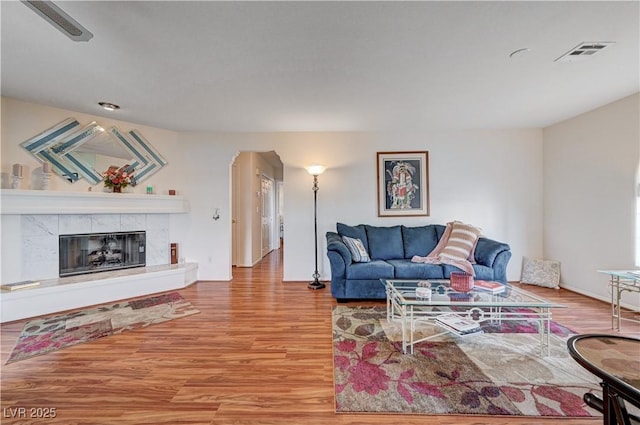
[{"left": 2, "top": 248, "right": 639, "bottom": 425}]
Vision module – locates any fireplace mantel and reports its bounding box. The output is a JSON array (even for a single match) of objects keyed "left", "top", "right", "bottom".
[{"left": 0, "top": 189, "right": 189, "bottom": 215}]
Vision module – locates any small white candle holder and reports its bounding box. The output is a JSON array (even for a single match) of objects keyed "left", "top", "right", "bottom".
[
  {"left": 42, "top": 172, "right": 51, "bottom": 190},
  {"left": 11, "top": 176, "right": 22, "bottom": 189}
]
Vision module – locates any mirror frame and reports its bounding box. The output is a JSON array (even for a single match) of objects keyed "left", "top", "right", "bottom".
[{"left": 20, "top": 118, "right": 168, "bottom": 186}]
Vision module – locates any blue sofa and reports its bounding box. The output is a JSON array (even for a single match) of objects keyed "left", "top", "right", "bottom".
[{"left": 326, "top": 223, "right": 511, "bottom": 301}]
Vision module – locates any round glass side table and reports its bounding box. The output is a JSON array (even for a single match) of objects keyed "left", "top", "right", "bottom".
[{"left": 567, "top": 334, "right": 640, "bottom": 425}]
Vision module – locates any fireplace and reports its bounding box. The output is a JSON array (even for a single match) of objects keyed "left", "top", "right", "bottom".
[{"left": 59, "top": 231, "right": 146, "bottom": 277}]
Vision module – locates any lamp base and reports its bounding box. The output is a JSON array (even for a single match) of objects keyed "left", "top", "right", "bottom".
[{"left": 308, "top": 279, "right": 326, "bottom": 290}]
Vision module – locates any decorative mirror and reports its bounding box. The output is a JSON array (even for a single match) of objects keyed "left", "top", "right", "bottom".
[{"left": 20, "top": 118, "right": 167, "bottom": 185}]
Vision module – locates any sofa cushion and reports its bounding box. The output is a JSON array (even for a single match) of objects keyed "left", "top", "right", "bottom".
[
  {"left": 346, "top": 260, "right": 394, "bottom": 280},
  {"left": 337, "top": 223, "right": 369, "bottom": 252},
  {"left": 342, "top": 236, "right": 370, "bottom": 263},
  {"left": 387, "top": 259, "right": 445, "bottom": 279},
  {"left": 434, "top": 224, "right": 447, "bottom": 240},
  {"left": 365, "top": 225, "right": 404, "bottom": 260},
  {"left": 401, "top": 225, "right": 439, "bottom": 258}
]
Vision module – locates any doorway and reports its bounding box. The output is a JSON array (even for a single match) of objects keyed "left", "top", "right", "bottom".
[{"left": 230, "top": 151, "right": 283, "bottom": 269}]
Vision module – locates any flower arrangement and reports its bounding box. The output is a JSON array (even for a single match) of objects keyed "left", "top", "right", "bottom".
[{"left": 103, "top": 165, "right": 134, "bottom": 192}]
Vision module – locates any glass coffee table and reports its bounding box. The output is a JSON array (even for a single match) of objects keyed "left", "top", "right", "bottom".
[{"left": 382, "top": 279, "right": 565, "bottom": 355}]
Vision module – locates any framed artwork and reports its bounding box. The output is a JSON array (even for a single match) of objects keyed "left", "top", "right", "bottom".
[{"left": 377, "top": 151, "right": 430, "bottom": 217}]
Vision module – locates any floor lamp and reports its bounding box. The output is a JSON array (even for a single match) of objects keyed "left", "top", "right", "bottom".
[{"left": 306, "top": 165, "right": 326, "bottom": 290}]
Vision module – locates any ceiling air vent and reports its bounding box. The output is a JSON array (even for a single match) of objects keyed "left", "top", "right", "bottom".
[
  {"left": 555, "top": 42, "right": 614, "bottom": 62},
  {"left": 22, "top": 0, "right": 93, "bottom": 42}
]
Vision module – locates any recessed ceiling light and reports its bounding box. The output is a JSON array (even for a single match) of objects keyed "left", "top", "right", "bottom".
[{"left": 98, "top": 102, "right": 120, "bottom": 111}]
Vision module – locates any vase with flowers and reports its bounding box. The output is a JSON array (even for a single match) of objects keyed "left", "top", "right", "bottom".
[{"left": 103, "top": 165, "right": 134, "bottom": 193}]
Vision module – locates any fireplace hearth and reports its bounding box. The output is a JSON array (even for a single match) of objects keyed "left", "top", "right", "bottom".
[{"left": 59, "top": 231, "right": 146, "bottom": 277}]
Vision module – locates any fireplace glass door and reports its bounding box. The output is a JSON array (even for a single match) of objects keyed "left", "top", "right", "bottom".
[{"left": 59, "top": 231, "right": 146, "bottom": 277}]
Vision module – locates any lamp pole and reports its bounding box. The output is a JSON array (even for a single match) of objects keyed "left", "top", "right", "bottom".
[{"left": 307, "top": 166, "right": 326, "bottom": 290}]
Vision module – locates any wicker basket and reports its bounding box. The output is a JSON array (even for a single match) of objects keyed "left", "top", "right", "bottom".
[{"left": 450, "top": 272, "right": 474, "bottom": 292}]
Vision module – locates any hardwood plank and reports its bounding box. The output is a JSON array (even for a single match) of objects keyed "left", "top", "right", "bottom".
[{"left": 2, "top": 248, "right": 638, "bottom": 424}]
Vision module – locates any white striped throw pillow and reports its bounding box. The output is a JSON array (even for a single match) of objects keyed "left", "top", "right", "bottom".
[
  {"left": 439, "top": 222, "right": 481, "bottom": 261},
  {"left": 342, "top": 236, "right": 371, "bottom": 263}
]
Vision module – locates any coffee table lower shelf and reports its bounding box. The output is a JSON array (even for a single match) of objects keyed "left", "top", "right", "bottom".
[
  {"left": 383, "top": 279, "right": 562, "bottom": 357},
  {"left": 389, "top": 307, "right": 553, "bottom": 356}
]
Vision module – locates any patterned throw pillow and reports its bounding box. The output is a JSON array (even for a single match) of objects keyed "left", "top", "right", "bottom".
[
  {"left": 342, "top": 236, "right": 371, "bottom": 263},
  {"left": 439, "top": 221, "right": 482, "bottom": 261},
  {"left": 521, "top": 257, "right": 561, "bottom": 288}
]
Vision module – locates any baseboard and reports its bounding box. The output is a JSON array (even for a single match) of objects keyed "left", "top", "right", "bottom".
[{"left": 559, "top": 283, "right": 640, "bottom": 312}]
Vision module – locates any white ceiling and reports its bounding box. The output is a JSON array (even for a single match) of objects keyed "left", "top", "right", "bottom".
[{"left": 1, "top": 1, "right": 638, "bottom": 133}]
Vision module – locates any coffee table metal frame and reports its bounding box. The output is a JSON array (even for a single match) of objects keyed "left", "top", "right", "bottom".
[{"left": 382, "top": 279, "right": 565, "bottom": 356}]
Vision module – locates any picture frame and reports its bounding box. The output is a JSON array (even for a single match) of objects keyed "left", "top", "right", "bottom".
[{"left": 377, "top": 151, "right": 430, "bottom": 217}]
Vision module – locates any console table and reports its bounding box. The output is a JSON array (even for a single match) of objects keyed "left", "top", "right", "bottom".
[
  {"left": 567, "top": 334, "right": 640, "bottom": 425},
  {"left": 597, "top": 270, "right": 640, "bottom": 330}
]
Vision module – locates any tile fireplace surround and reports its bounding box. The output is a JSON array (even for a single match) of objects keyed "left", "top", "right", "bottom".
[{"left": 0, "top": 190, "right": 197, "bottom": 322}]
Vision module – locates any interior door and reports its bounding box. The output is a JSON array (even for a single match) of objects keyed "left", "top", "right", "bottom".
[{"left": 261, "top": 176, "right": 274, "bottom": 257}]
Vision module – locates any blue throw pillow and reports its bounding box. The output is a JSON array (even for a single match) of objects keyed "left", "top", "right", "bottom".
[
  {"left": 433, "top": 224, "right": 447, "bottom": 240},
  {"left": 401, "top": 225, "right": 439, "bottom": 258},
  {"left": 342, "top": 236, "right": 371, "bottom": 263},
  {"left": 365, "top": 225, "right": 404, "bottom": 260},
  {"left": 337, "top": 223, "right": 369, "bottom": 252}
]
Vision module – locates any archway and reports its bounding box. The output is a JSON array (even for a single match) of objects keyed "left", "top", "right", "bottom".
[{"left": 230, "top": 151, "right": 283, "bottom": 269}]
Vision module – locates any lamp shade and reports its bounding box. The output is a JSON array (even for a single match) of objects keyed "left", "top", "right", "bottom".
[{"left": 306, "top": 165, "right": 326, "bottom": 176}]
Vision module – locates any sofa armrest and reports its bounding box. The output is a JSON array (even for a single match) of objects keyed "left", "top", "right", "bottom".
[
  {"left": 474, "top": 237, "right": 511, "bottom": 268},
  {"left": 327, "top": 232, "right": 352, "bottom": 264},
  {"left": 491, "top": 250, "right": 512, "bottom": 284},
  {"left": 474, "top": 237, "right": 511, "bottom": 283},
  {"left": 326, "top": 232, "right": 351, "bottom": 282}
]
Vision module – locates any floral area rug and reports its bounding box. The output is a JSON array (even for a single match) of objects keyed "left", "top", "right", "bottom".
[
  {"left": 333, "top": 306, "right": 601, "bottom": 417},
  {"left": 6, "top": 292, "right": 199, "bottom": 364}
]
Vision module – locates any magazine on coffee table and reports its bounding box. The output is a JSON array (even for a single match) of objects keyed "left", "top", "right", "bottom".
[
  {"left": 436, "top": 321, "right": 484, "bottom": 337},
  {"left": 435, "top": 313, "right": 481, "bottom": 335}
]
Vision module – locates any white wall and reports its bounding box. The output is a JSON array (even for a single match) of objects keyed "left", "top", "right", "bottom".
[
  {"left": 179, "top": 130, "right": 543, "bottom": 282},
  {"left": 2, "top": 97, "right": 545, "bottom": 284},
  {"left": 543, "top": 93, "right": 640, "bottom": 309}
]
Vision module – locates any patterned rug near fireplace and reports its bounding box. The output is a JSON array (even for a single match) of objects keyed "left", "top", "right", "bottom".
[
  {"left": 333, "top": 306, "right": 602, "bottom": 417},
  {"left": 6, "top": 292, "right": 199, "bottom": 364}
]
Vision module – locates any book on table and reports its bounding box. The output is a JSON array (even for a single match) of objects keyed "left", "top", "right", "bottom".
[
  {"left": 435, "top": 313, "right": 481, "bottom": 335},
  {"left": 1, "top": 280, "right": 41, "bottom": 291},
  {"left": 474, "top": 280, "right": 506, "bottom": 293}
]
